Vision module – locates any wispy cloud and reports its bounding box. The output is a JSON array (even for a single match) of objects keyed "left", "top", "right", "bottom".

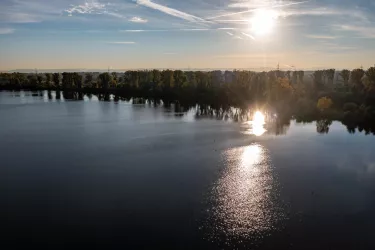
[
  {"left": 0, "top": 12, "right": 40, "bottom": 23},
  {"left": 129, "top": 17, "right": 148, "bottom": 23},
  {"left": 226, "top": 32, "right": 233, "bottom": 36},
  {"left": 228, "top": 0, "right": 306, "bottom": 9},
  {"left": 337, "top": 25, "right": 375, "bottom": 38},
  {"left": 120, "top": 28, "right": 210, "bottom": 32},
  {"left": 107, "top": 41, "right": 136, "bottom": 44},
  {"left": 305, "top": 34, "right": 337, "bottom": 39},
  {"left": 241, "top": 32, "right": 255, "bottom": 40},
  {"left": 64, "top": 1, "right": 125, "bottom": 18},
  {"left": 65, "top": 2, "right": 106, "bottom": 15},
  {"left": 0, "top": 28, "right": 14, "bottom": 35},
  {"left": 136, "top": 0, "right": 207, "bottom": 23},
  {"left": 207, "top": 1, "right": 308, "bottom": 20}
]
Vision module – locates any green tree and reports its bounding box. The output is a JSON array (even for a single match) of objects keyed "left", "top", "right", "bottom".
[
  {"left": 350, "top": 68, "right": 365, "bottom": 88},
  {"left": 98, "top": 72, "right": 111, "bottom": 90},
  {"left": 52, "top": 73, "right": 60, "bottom": 88},
  {"left": 37, "top": 74, "right": 44, "bottom": 87},
  {"left": 84, "top": 73, "right": 93, "bottom": 88},
  {"left": 340, "top": 69, "right": 350, "bottom": 86},
  {"left": 45, "top": 73, "right": 52, "bottom": 87},
  {"left": 72, "top": 73, "right": 83, "bottom": 89}
]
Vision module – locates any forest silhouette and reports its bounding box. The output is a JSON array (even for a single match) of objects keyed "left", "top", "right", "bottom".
[{"left": 2, "top": 67, "right": 375, "bottom": 134}]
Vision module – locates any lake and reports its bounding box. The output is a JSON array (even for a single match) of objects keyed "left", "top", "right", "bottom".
[{"left": 1, "top": 91, "right": 375, "bottom": 249}]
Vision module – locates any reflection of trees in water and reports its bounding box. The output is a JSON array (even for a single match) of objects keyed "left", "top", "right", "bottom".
[
  {"left": 27, "top": 91, "right": 375, "bottom": 136},
  {"left": 47, "top": 90, "right": 52, "bottom": 100},
  {"left": 316, "top": 120, "right": 332, "bottom": 134},
  {"left": 62, "top": 91, "right": 83, "bottom": 101},
  {"left": 268, "top": 117, "right": 290, "bottom": 136},
  {"left": 343, "top": 121, "right": 375, "bottom": 135}
]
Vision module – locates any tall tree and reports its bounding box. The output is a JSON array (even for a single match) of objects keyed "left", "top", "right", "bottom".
[
  {"left": 72, "top": 73, "right": 83, "bottom": 89},
  {"left": 350, "top": 68, "right": 365, "bottom": 89},
  {"left": 98, "top": 72, "right": 111, "bottom": 90},
  {"left": 84, "top": 73, "right": 93, "bottom": 88},
  {"left": 340, "top": 69, "right": 350, "bottom": 86},
  {"left": 45, "top": 73, "right": 52, "bottom": 87},
  {"left": 52, "top": 73, "right": 60, "bottom": 88}
]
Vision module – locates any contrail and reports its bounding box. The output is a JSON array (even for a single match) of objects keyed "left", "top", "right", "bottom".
[
  {"left": 206, "top": 1, "right": 309, "bottom": 20},
  {"left": 241, "top": 32, "right": 256, "bottom": 40},
  {"left": 136, "top": 0, "right": 209, "bottom": 23}
]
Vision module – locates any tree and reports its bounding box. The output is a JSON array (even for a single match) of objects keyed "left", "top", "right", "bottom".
[
  {"left": 37, "top": 74, "right": 44, "bottom": 87},
  {"left": 84, "top": 73, "right": 93, "bottom": 88},
  {"left": 298, "top": 70, "right": 304, "bottom": 84},
  {"left": 327, "top": 69, "right": 335, "bottom": 85},
  {"left": 317, "top": 97, "right": 333, "bottom": 111},
  {"left": 365, "top": 67, "right": 375, "bottom": 86},
  {"left": 161, "top": 70, "right": 175, "bottom": 89},
  {"left": 72, "top": 73, "right": 83, "bottom": 89},
  {"left": 53, "top": 73, "right": 60, "bottom": 88},
  {"left": 340, "top": 69, "right": 350, "bottom": 86},
  {"left": 98, "top": 72, "right": 111, "bottom": 90},
  {"left": 45, "top": 73, "right": 52, "bottom": 87},
  {"left": 312, "top": 70, "right": 323, "bottom": 89},
  {"left": 62, "top": 72, "right": 74, "bottom": 88},
  {"left": 350, "top": 68, "right": 365, "bottom": 88},
  {"left": 111, "top": 72, "right": 118, "bottom": 88}
]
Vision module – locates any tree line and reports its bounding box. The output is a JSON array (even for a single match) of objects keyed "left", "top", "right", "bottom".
[{"left": 1, "top": 67, "right": 375, "bottom": 125}]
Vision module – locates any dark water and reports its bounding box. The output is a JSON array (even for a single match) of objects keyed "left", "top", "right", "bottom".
[{"left": 1, "top": 91, "right": 375, "bottom": 250}]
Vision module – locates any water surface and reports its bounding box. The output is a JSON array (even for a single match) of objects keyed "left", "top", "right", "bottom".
[{"left": 1, "top": 91, "right": 375, "bottom": 249}]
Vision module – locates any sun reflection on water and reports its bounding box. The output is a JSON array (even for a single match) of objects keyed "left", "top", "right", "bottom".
[
  {"left": 205, "top": 144, "right": 285, "bottom": 244},
  {"left": 243, "top": 111, "right": 267, "bottom": 136}
]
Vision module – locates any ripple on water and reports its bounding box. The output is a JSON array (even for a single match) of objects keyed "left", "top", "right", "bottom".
[{"left": 203, "top": 144, "right": 287, "bottom": 247}]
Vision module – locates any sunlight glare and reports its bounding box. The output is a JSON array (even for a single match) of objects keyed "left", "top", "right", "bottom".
[
  {"left": 249, "top": 9, "right": 278, "bottom": 36},
  {"left": 251, "top": 111, "right": 266, "bottom": 136},
  {"left": 253, "top": 111, "right": 265, "bottom": 124}
]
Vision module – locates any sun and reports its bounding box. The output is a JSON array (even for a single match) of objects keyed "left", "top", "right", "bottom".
[{"left": 249, "top": 9, "right": 278, "bottom": 36}]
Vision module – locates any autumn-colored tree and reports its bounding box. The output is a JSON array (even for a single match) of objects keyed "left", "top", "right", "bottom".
[{"left": 317, "top": 97, "right": 333, "bottom": 111}]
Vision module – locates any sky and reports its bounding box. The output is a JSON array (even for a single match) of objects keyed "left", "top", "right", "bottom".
[{"left": 1, "top": 0, "right": 375, "bottom": 71}]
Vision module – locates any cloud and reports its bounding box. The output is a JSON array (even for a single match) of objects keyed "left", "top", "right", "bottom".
[
  {"left": 217, "top": 27, "right": 238, "bottom": 30},
  {"left": 337, "top": 25, "right": 375, "bottom": 38},
  {"left": 0, "top": 28, "right": 14, "bottom": 34},
  {"left": 305, "top": 34, "right": 337, "bottom": 39},
  {"left": 120, "top": 28, "right": 210, "bottom": 32},
  {"left": 208, "top": 1, "right": 308, "bottom": 20},
  {"left": 65, "top": 2, "right": 106, "bottom": 15},
  {"left": 107, "top": 41, "right": 136, "bottom": 44},
  {"left": 64, "top": 1, "right": 124, "bottom": 18},
  {"left": 241, "top": 32, "right": 255, "bottom": 40},
  {"left": 228, "top": 0, "right": 307, "bottom": 9},
  {"left": 129, "top": 17, "right": 148, "bottom": 23},
  {"left": 226, "top": 32, "right": 233, "bottom": 36},
  {"left": 0, "top": 12, "right": 40, "bottom": 23},
  {"left": 136, "top": 0, "right": 207, "bottom": 23}
]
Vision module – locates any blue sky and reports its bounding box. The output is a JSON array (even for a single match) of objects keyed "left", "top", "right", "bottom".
[{"left": 1, "top": 0, "right": 375, "bottom": 70}]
